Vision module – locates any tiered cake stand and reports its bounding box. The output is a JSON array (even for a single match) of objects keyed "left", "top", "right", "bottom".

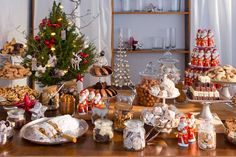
[
  {"left": 187, "top": 97, "right": 231, "bottom": 120},
  {"left": 211, "top": 80, "right": 236, "bottom": 99}
]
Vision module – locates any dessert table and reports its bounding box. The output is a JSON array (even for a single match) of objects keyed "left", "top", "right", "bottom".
[{"left": 1, "top": 102, "right": 236, "bottom": 156}]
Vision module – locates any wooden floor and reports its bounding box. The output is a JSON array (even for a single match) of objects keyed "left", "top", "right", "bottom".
[{"left": 1, "top": 102, "right": 236, "bottom": 156}]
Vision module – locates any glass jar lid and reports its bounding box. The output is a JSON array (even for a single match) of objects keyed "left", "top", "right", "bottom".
[
  {"left": 94, "top": 119, "right": 113, "bottom": 127},
  {"left": 158, "top": 52, "right": 179, "bottom": 64},
  {"left": 139, "top": 61, "right": 158, "bottom": 78},
  {"left": 124, "top": 119, "right": 144, "bottom": 128}
]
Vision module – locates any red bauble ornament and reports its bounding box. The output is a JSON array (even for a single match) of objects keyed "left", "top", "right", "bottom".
[
  {"left": 34, "top": 36, "right": 40, "bottom": 42},
  {"left": 80, "top": 52, "right": 89, "bottom": 58}
]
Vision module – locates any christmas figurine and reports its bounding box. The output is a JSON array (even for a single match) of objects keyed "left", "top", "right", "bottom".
[
  {"left": 78, "top": 89, "right": 89, "bottom": 115},
  {"left": 207, "top": 29, "right": 215, "bottom": 47},
  {"left": 201, "top": 29, "right": 208, "bottom": 47},
  {"left": 87, "top": 90, "right": 96, "bottom": 112},
  {"left": 185, "top": 69, "right": 191, "bottom": 86},
  {"left": 203, "top": 48, "right": 212, "bottom": 67},
  {"left": 187, "top": 113, "right": 196, "bottom": 143},
  {"left": 211, "top": 49, "right": 220, "bottom": 67},
  {"left": 189, "top": 69, "right": 194, "bottom": 86},
  {"left": 177, "top": 116, "right": 189, "bottom": 147},
  {"left": 197, "top": 50, "right": 204, "bottom": 67},
  {"left": 191, "top": 48, "right": 198, "bottom": 66},
  {"left": 196, "top": 29, "right": 202, "bottom": 46},
  {"left": 46, "top": 54, "right": 57, "bottom": 67},
  {"left": 29, "top": 101, "right": 47, "bottom": 120},
  {"left": 96, "top": 50, "right": 108, "bottom": 67}
]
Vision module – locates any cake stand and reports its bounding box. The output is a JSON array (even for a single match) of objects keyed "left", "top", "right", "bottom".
[
  {"left": 156, "top": 94, "right": 180, "bottom": 106},
  {"left": 186, "top": 96, "right": 231, "bottom": 121},
  {"left": 211, "top": 80, "right": 236, "bottom": 99}
]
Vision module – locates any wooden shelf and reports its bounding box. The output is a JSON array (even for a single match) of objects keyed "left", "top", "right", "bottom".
[
  {"left": 113, "top": 11, "right": 190, "bottom": 15},
  {"left": 114, "top": 49, "right": 190, "bottom": 54}
]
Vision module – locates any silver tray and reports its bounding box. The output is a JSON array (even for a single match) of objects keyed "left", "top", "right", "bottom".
[{"left": 20, "top": 117, "right": 89, "bottom": 145}]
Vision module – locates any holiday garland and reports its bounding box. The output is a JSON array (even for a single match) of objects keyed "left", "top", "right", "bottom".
[{"left": 23, "top": 1, "right": 95, "bottom": 86}]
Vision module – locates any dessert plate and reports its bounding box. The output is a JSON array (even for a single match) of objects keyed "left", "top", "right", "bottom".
[{"left": 20, "top": 117, "right": 88, "bottom": 145}]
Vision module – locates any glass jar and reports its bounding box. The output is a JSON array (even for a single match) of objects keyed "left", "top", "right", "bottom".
[
  {"left": 113, "top": 102, "right": 133, "bottom": 131},
  {"left": 7, "top": 109, "right": 26, "bottom": 129},
  {"left": 136, "top": 62, "right": 160, "bottom": 107},
  {"left": 123, "top": 119, "right": 145, "bottom": 151},
  {"left": 93, "top": 119, "right": 113, "bottom": 143},
  {"left": 59, "top": 94, "right": 75, "bottom": 115},
  {"left": 198, "top": 121, "right": 216, "bottom": 150},
  {"left": 135, "top": 0, "right": 143, "bottom": 11},
  {"left": 41, "top": 85, "right": 59, "bottom": 110},
  {"left": 158, "top": 52, "right": 181, "bottom": 84},
  {"left": 170, "top": 0, "right": 180, "bottom": 12}
]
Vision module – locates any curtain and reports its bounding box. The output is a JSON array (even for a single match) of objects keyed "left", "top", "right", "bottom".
[
  {"left": 77, "top": 0, "right": 112, "bottom": 87},
  {"left": 191, "top": 0, "right": 233, "bottom": 65}
]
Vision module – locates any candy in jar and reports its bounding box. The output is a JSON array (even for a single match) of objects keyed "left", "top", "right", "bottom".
[
  {"left": 198, "top": 121, "right": 216, "bottom": 150},
  {"left": 113, "top": 102, "right": 133, "bottom": 131},
  {"left": 7, "top": 109, "right": 26, "bottom": 129},
  {"left": 123, "top": 119, "right": 145, "bottom": 151},
  {"left": 93, "top": 119, "right": 113, "bottom": 143}
]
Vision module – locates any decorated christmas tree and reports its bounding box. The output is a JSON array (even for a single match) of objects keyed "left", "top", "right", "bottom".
[
  {"left": 23, "top": 1, "right": 95, "bottom": 86},
  {"left": 112, "top": 30, "right": 133, "bottom": 88}
]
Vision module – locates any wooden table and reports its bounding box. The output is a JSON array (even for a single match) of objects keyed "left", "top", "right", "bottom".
[{"left": 1, "top": 102, "right": 236, "bottom": 156}]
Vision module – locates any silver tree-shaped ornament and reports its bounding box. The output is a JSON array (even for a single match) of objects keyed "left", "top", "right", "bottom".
[{"left": 112, "top": 30, "right": 133, "bottom": 88}]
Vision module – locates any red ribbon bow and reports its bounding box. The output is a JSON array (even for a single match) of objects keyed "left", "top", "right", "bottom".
[{"left": 14, "top": 93, "right": 36, "bottom": 112}]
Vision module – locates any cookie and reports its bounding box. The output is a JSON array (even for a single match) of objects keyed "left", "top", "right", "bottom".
[
  {"left": 94, "top": 67, "right": 102, "bottom": 76},
  {"left": 101, "top": 89, "right": 107, "bottom": 97},
  {"left": 105, "top": 89, "right": 113, "bottom": 97},
  {"left": 108, "top": 87, "right": 117, "bottom": 95},
  {"left": 103, "top": 66, "right": 113, "bottom": 74},
  {"left": 100, "top": 67, "right": 109, "bottom": 75}
]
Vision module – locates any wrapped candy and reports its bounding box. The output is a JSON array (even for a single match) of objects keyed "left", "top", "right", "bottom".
[
  {"left": 201, "top": 29, "right": 208, "bottom": 47},
  {"left": 207, "top": 30, "right": 215, "bottom": 47},
  {"left": 211, "top": 49, "right": 220, "bottom": 67},
  {"left": 203, "top": 48, "right": 212, "bottom": 68},
  {"left": 196, "top": 29, "right": 202, "bottom": 46},
  {"left": 197, "top": 50, "right": 204, "bottom": 67}
]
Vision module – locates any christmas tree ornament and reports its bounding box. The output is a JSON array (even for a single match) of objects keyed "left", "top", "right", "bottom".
[
  {"left": 112, "top": 29, "right": 133, "bottom": 88},
  {"left": 71, "top": 52, "right": 82, "bottom": 70},
  {"left": 29, "top": 101, "right": 47, "bottom": 120},
  {"left": 46, "top": 54, "right": 57, "bottom": 67},
  {"left": 31, "top": 57, "right": 37, "bottom": 71},
  {"left": 61, "top": 30, "right": 66, "bottom": 40}
]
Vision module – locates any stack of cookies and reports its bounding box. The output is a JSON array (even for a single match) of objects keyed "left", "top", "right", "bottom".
[
  {"left": 88, "top": 82, "right": 117, "bottom": 98},
  {"left": 0, "top": 61, "right": 31, "bottom": 79},
  {"left": 90, "top": 65, "right": 113, "bottom": 77}
]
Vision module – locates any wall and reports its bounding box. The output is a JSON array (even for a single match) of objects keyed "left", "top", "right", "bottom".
[{"left": 114, "top": 0, "right": 186, "bottom": 84}]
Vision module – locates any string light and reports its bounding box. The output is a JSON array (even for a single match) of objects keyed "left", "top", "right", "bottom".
[
  {"left": 51, "top": 32, "right": 56, "bottom": 36},
  {"left": 59, "top": 5, "right": 64, "bottom": 9},
  {"left": 51, "top": 47, "right": 56, "bottom": 51},
  {"left": 58, "top": 18, "right": 62, "bottom": 22},
  {"left": 23, "top": 44, "right": 27, "bottom": 48}
]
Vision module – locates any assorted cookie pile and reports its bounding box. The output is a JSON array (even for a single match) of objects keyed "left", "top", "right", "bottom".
[
  {"left": 1, "top": 38, "right": 25, "bottom": 56},
  {"left": 225, "top": 118, "right": 236, "bottom": 132},
  {"left": 0, "top": 86, "right": 39, "bottom": 103},
  {"left": 0, "top": 61, "right": 31, "bottom": 79},
  {"left": 90, "top": 65, "right": 113, "bottom": 77},
  {"left": 206, "top": 65, "right": 236, "bottom": 82},
  {"left": 88, "top": 82, "right": 117, "bottom": 98},
  {"left": 136, "top": 78, "right": 160, "bottom": 107}
]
